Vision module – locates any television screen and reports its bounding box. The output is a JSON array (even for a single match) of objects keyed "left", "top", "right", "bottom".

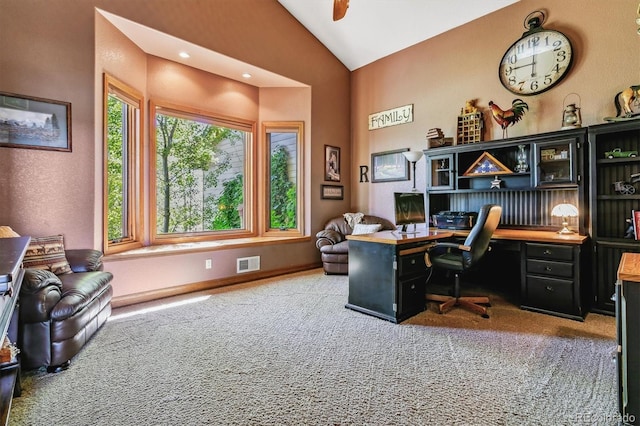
[{"left": 394, "top": 192, "right": 426, "bottom": 233}]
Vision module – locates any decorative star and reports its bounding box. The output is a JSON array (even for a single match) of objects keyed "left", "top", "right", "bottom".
[{"left": 491, "top": 177, "right": 502, "bottom": 189}]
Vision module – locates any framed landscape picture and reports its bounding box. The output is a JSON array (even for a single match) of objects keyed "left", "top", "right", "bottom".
[
  {"left": 0, "top": 92, "right": 71, "bottom": 152},
  {"left": 371, "top": 148, "right": 409, "bottom": 183}
]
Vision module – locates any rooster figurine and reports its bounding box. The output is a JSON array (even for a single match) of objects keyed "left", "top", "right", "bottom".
[{"left": 488, "top": 99, "right": 529, "bottom": 138}]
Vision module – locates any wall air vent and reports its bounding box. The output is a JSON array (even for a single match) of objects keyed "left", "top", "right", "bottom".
[{"left": 237, "top": 256, "right": 260, "bottom": 273}]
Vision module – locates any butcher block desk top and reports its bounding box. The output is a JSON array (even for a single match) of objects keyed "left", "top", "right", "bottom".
[
  {"left": 346, "top": 228, "right": 588, "bottom": 246},
  {"left": 618, "top": 252, "right": 640, "bottom": 283},
  {"left": 346, "top": 229, "right": 453, "bottom": 245}
]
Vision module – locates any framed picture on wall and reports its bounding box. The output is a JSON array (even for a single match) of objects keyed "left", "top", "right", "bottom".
[
  {"left": 0, "top": 92, "right": 71, "bottom": 152},
  {"left": 371, "top": 148, "right": 409, "bottom": 183},
  {"left": 321, "top": 184, "right": 344, "bottom": 200},
  {"left": 325, "top": 145, "right": 341, "bottom": 182}
]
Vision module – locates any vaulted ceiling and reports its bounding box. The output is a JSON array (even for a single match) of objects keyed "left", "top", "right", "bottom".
[
  {"left": 99, "top": 1, "right": 520, "bottom": 88},
  {"left": 277, "top": 0, "right": 520, "bottom": 70}
]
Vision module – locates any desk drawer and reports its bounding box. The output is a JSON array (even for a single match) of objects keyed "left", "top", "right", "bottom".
[
  {"left": 526, "top": 275, "right": 575, "bottom": 313},
  {"left": 398, "top": 276, "right": 426, "bottom": 318},
  {"left": 399, "top": 252, "right": 427, "bottom": 276},
  {"left": 526, "top": 243, "right": 573, "bottom": 261},
  {"left": 526, "top": 259, "right": 573, "bottom": 278}
]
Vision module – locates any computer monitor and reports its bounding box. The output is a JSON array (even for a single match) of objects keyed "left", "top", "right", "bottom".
[{"left": 394, "top": 192, "right": 426, "bottom": 234}]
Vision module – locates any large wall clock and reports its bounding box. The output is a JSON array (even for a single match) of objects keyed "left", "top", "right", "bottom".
[{"left": 499, "top": 11, "right": 574, "bottom": 96}]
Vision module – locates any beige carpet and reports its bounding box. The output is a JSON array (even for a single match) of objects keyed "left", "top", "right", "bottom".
[{"left": 9, "top": 269, "right": 617, "bottom": 425}]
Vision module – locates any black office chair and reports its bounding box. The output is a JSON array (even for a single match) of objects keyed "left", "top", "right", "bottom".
[{"left": 424, "top": 204, "right": 502, "bottom": 318}]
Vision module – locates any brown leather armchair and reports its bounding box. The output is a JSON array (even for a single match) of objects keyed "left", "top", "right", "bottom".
[
  {"left": 18, "top": 249, "right": 113, "bottom": 373},
  {"left": 316, "top": 214, "right": 395, "bottom": 274}
]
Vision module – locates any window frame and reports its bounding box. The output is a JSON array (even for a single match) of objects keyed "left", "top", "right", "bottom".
[
  {"left": 149, "top": 99, "right": 257, "bottom": 244},
  {"left": 262, "top": 121, "right": 305, "bottom": 237},
  {"left": 103, "top": 73, "right": 144, "bottom": 255}
]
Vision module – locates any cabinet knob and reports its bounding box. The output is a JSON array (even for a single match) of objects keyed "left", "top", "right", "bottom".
[
  {"left": 543, "top": 249, "right": 552, "bottom": 255},
  {"left": 546, "top": 286, "right": 554, "bottom": 292},
  {"left": 545, "top": 266, "right": 553, "bottom": 272},
  {"left": 410, "top": 259, "right": 416, "bottom": 265}
]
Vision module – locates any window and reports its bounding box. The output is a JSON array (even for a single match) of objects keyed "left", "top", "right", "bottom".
[
  {"left": 150, "top": 100, "right": 256, "bottom": 243},
  {"left": 263, "top": 122, "right": 304, "bottom": 236},
  {"left": 103, "top": 74, "right": 143, "bottom": 254},
  {"left": 104, "top": 83, "right": 305, "bottom": 251}
]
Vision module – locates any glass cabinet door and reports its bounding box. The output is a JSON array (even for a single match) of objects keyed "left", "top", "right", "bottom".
[
  {"left": 427, "top": 154, "right": 454, "bottom": 190},
  {"left": 535, "top": 139, "right": 576, "bottom": 186}
]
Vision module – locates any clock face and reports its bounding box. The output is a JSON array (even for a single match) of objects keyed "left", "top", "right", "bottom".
[{"left": 499, "top": 29, "right": 573, "bottom": 96}]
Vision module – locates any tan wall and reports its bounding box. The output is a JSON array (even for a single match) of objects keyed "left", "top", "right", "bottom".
[
  {"left": 0, "top": 0, "right": 350, "bottom": 300},
  {"left": 351, "top": 0, "right": 640, "bottom": 218},
  {"left": 2, "top": 0, "right": 638, "bottom": 301}
]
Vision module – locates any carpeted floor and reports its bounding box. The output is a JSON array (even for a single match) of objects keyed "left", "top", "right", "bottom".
[{"left": 9, "top": 269, "right": 618, "bottom": 425}]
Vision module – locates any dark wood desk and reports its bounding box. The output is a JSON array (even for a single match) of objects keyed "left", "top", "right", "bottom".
[
  {"left": 492, "top": 230, "right": 588, "bottom": 320},
  {"left": 347, "top": 228, "right": 589, "bottom": 322},
  {"left": 346, "top": 230, "right": 449, "bottom": 322},
  {"left": 0, "top": 237, "right": 29, "bottom": 426}
]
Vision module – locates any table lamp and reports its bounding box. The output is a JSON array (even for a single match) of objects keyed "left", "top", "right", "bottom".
[
  {"left": 402, "top": 150, "right": 424, "bottom": 191},
  {"left": 551, "top": 203, "right": 579, "bottom": 234}
]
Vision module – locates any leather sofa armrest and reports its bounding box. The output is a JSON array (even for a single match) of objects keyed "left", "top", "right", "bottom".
[
  {"left": 21, "top": 269, "right": 62, "bottom": 294},
  {"left": 20, "top": 269, "right": 62, "bottom": 323},
  {"left": 66, "top": 249, "right": 104, "bottom": 272},
  {"left": 315, "top": 229, "right": 344, "bottom": 249},
  {"left": 50, "top": 271, "right": 113, "bottom": 320}
]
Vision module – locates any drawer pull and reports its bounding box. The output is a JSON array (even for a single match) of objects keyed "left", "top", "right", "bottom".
[
  {"left": 546, "top": 286, "right": 554, "bottom": 292},
  {"left": 543, "top": 249, "right": 552, "bottom": 255},
  {"left": 410, "top": 259, "right": 416, "bottom": 265},
  {"left": 545, "top": 267, "right": 553, "bottom": 272}
]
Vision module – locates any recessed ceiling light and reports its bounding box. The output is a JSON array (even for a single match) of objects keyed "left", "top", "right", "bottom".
[
  {"left": 242, "top": 73, "right": 252, "bottom": 79},
  {"left": 179, "top": 52, "right": 190, "bottom": 59}
]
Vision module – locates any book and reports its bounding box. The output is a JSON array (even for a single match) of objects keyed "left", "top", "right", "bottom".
[{"left": 633, "top": 210, "right": 640, "bottom": 240}]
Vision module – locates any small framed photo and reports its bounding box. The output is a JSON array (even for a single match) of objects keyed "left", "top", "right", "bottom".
[
  {"left": 325, "top": 145, "right": 341, "bottom": 182},
  {"left": 321, "top": 184, "right": 344, "bottom": 200},
  {"left": 371, "top": 148, "right": 409, "bottom": 183},
  {"left": 0, "top": 92, "right": 71, "bottom": 152}
]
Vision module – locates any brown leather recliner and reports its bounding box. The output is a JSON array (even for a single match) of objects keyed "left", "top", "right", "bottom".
[
  {"left": 18, "top": 249, "right": 113, "bottom": 373},
  {"left": 315, "top": 215, "right": 395, "bottom": 275}
]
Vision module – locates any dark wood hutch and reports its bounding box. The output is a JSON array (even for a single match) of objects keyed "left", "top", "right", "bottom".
[{"left": 424, "top": 121, "right": 640, "bottom": 318}]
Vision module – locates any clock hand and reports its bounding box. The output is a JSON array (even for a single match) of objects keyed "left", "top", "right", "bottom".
[
  {"left": 530, "top": 54, "right": 537, "bottom": 78},
  {"left": 512, "top": 61, "right": 535, "bottom": 71}
]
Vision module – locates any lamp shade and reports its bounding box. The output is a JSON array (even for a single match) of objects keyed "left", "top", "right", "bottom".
[
  {"left": 551, "top": 203, "right": 578, "bottom": 234},
  {"left": 551, "top": 203, "right": 579, "bottom": 218},
  {"left": 402, "top": 151, "right": 424, "bottom": 162}
]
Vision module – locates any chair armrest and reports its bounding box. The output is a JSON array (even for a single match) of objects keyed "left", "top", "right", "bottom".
[
  {"left": 66, "top": 249, "right": 104, "bottom": 272},
  {"left": 20, "top": 269, "right": 62, "bottom": 323},
  {"left": 315, "top": 229, "right": 345, "bottom": 249},
  {"left": 425, "top": 242, "right": 471, "bottom": 268},
  {"left": 428, "top": 242, "right": 471, "bottom": 252}
]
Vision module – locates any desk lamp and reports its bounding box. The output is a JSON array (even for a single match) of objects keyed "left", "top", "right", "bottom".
[
  {"left": 402, "top": 150, "right": 424, "bottom": 191},
  {"left": 551, "top": 203, "right": 579, "bottom": 234}
]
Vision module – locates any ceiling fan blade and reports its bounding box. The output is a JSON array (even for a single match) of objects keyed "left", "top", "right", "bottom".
[{"left": 333, "top": 0, "right": 349, "bottom": 21}]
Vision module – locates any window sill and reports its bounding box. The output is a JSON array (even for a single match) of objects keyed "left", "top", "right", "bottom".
[{"left": 104, "top": 235, "right": 310, "bottom": 261}]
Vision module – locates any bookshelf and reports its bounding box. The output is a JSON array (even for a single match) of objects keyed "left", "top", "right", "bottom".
[{"left": 589, "top": 120, "right": 640, "bottom": 314}]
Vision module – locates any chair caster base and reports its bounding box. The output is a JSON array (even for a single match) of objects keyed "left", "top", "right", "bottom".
[
  {"left": 426, "top": 293, "right": 490, "bottom": 318},
  {"left": 46, "top": 360, "right": 71, "bottom": 373}
]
